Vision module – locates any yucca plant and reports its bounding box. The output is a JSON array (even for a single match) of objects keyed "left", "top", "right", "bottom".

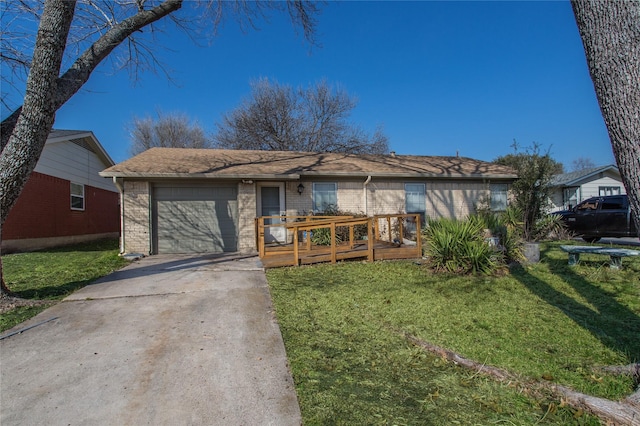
[
  {"left": 476, "top": 207, "right": 525, "bottom": 264},
  {"left": 500, "top": 206, "right": 524, "bottom": 232},
  {"left": 460, "top": 239, "right": 500, "bottom": 274},
  {"left": 497, "top": 224, "right": 525, "bottom": 263},
  {"left": 532, "top": 213, "right": 570, "bottom": 241},
  {"left": 424, "top": 217, "right": 502, "bottom": 274}
]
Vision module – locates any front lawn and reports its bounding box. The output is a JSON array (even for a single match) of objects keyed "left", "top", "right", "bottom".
[
  {"left": 1, "top": 239, "right": 128, "bottom": 332},
  {"left": 267, "top": 242, "right": 640, "bottom": 425}
]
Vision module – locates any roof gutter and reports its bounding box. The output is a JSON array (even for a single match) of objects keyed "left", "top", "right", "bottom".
[
  {"left": 99, "top": 172, "right": 303, "bottom": 180},
  {"left": 296, "top": 172, "right": 518, "bottom": 179},
  {"left": 99, "top": 171, "right": 517, "bottom": 180}
]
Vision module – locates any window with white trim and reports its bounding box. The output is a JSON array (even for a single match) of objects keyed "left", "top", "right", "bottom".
[
  {"left": 599, "top": 186, "right": 620, "bottom": 196},
  {"left": 312, "top": 183, "right": 337, "bottom": 213},
  {"left": 490, "top": 184, "right": 508, "bottom": 211},
  {"left": 405, "top": 183, "right": 426, "bottom": 224},
  {"left": 71, "top": 182, "right": 85, "bottom": 210}
]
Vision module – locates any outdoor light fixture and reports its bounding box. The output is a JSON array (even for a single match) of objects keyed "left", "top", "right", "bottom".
[{"left": 297, "top": 183, "right": 305, "bottom": 194}]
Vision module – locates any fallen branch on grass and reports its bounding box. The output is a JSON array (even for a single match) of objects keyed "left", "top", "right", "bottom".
[
  {"left": 626, "top": 390, "right": 640, "bottom": 409},
  {"left": 598, "top": 363, "right": 640, "bottom": 383},
  {"left": 403, "top": 332, "right": 640, "bottom": 426}
]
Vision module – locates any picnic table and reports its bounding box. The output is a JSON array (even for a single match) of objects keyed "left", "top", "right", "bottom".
[{"left": 560, "top": 245, "right": 640, "bottom": 269}]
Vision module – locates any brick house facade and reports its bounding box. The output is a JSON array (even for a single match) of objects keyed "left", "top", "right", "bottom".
[{"left": 101, "top": 148, "right": 517, "bottom": 255}]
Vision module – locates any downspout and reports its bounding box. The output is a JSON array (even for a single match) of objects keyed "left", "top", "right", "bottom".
[
  {"left": 112, "top": 177, "right": 125, "bottom": 254},
  {"left": 363, "top": 175, "right": 372, "bottom": 215}
]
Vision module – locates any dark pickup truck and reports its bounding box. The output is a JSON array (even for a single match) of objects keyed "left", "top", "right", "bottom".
[{"left": 555, "top": 195, "right": 638, "bottom": 243}]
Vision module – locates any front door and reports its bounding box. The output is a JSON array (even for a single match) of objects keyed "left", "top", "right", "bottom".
[{"left": 259, "top": 184, "right": 286, "bottom": 243}]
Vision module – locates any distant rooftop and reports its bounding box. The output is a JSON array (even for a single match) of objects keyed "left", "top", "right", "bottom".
[
  {"left": 551, "top": 165, "right": 619, "bottom": 187},
  {"left": 48, "top": 129, "right": 93, "bottom": 140},
  {"left": 47, "top": 129, "right": 115, "bottom": 167}
]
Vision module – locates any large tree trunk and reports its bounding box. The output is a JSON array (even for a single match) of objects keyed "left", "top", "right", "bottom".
[
  {"left": 1, "top": 0, "right": 317, "bottom": 296},
  {"left": 0, "top": 0, "right": 184, "bottom": 153},
  {"left": 571, "top": 0, "right": 640, "bottom": 234},
  {"left": 0, "top": 257, "right": 11, "bottom": 297},
  {"left": 0, "top": 0, "right": 183, "bottom": 296},
  {"left": 0, "top": 0, "right": 77, "bottom": 296}
]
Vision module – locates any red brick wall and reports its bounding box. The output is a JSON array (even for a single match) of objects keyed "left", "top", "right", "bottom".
[{"left": 2, "top": 172, "right": 120, "bottom": 240}]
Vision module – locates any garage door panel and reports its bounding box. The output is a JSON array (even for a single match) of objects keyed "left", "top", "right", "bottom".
[
  {"left": 153, "top": 186, "right": 238, "bottom": 254},
  {"left": 155, "top": 186, "right": 237, "bottom": 202}
]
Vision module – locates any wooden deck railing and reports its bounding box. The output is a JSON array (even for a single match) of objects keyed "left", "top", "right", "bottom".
[{"left": 255, "top": 214, "right": 422, "bottom": 267}]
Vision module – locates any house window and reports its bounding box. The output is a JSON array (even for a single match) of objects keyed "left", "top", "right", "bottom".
[
  {"left": 71, "top": 182, "right": 85, "bottom": 210},
  {"left": 490, "top": 184, "right": 508, "bottom": 211},
  {"left": 599, "top": 186, "right": 620, "bottom": 196},
  {"left": 405, "top": 183, "right": 426, "bottom": 224},
  {"left": 312, "top": 183, "right": 337, "bottom": 213}
]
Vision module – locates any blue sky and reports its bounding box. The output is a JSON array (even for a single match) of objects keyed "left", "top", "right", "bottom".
[{"left": 3, "top": 1, "right": 615, "bottom": 168}]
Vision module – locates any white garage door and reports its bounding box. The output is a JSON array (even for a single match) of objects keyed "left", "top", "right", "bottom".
[{"left": 153, "top": 185, "right": 238, "bottom": 254}]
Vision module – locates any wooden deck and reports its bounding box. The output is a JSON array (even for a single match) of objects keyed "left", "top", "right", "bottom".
[{"left": 256, "top": 214, "right": 422, "bottom": 268}]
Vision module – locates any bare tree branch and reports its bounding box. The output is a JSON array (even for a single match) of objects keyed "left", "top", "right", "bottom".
[
  {"left": 1, "top": 0, "right": 321, "bottom": 297},
  {"left": 128, "top": 110, "right": 213, "bottom": 155},
  {"left": 2, "top": 0, "right": 321, "bottom": 147},
  {"left": 1, "top": 0, "right": 184, "bottom": 150},
  {"left": 571, "top": 156, "right": 597, "bottom": 171},
  {"left": 214, "top": 78, "right": 389, "bottom": 154}
]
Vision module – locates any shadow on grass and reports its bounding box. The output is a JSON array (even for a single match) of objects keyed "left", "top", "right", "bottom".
[
  {"left": 511, "top": 246, "right": 640, "bottom": 364},
  {"left": 30, "top": 239, "right": 120, "bottom": 253},
  {"left": 14, "top": 279, "right": 96, "bottom": 300}
]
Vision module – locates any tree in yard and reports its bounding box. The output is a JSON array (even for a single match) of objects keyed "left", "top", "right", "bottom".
[
  {"left": 128, "top": 111, "right": 212, "bottom": 155},
  {"left": 571, "top": 156, "right": 596, "bottom": 171},
  {"left": 493, "top": 142, "right": 562, "bottom": 241},
  {"left": 571, "top": 0, "right": 640, "bottom": 240},
  {"left": 570, "top": 1, "right": 640, "bottom": 419},
  {"left": 214, "top": 78, "right": 389, "bottom": 154},
  {"left": 0, "top": 0, "right": 320, "bottom": 296}
]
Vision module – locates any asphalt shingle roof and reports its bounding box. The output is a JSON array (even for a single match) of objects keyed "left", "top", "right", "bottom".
[
  {"left": 550, "top": 165, "right": 619, "bottom": 187},
  {"left": 100, "top": 148, "right": 517, "bottom": 180},
  {"left": 48, "top": 129, "right": 92, "bottom": 139}
]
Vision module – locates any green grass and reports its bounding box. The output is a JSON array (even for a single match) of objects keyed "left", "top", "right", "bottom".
[
  {"left": 267, "top": 241, "right": 640, "bottom": 425},
  {"left": 1, "top": 239, "right": 128, "bottom": 332}
]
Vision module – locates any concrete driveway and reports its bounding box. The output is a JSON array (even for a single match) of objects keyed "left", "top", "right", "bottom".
[{"left": 0, "top": 253, "right": 301, "bottom": 426}]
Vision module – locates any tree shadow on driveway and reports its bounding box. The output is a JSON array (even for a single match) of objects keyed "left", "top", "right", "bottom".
[{"left": 89, "top": 252, "right": 263, "bottom": 285}]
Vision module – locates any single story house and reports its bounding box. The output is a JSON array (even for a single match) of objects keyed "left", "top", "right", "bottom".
[
  {"left": 99, "top": 148, "right": 517, "bottom": 255},
  {"left": 2, "top": 130, "right": 120, "bottom": 252},
  {"left": 549, "top": 165, "right": 626, "bottom": 212}
]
